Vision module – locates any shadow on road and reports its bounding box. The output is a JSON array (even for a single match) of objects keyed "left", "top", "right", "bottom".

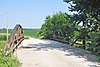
[{"left": 21, "top": 39, "right": 99, "bottom": 65}]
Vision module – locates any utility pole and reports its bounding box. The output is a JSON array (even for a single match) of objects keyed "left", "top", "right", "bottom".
[{"left": 6, "top": 14, "right": 8, "bottom": 43}]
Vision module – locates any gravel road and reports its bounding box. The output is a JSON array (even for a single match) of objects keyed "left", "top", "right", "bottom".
[{"left": 16, "top": 38, "right": 100, "bottom": 67}]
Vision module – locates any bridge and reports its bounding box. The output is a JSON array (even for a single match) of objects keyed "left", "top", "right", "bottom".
[{"left": 3, "top": 24, "right": 99, "bottom": 67}]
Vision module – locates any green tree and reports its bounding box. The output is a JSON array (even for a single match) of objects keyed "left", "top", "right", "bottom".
[
  {"left": 39, "top": 12, "right": 78, "bottom": 44},
  {"left": 64, "top": 0, "right": 100, "bottom": 52}
]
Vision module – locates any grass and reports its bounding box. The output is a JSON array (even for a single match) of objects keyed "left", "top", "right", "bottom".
[
  {"left": 23, "top": 28, "right": 40, "bottom": 38},
  {"left": 0, "top": 33, "right": 10, "bottom": 41},
  {"left": 0, "top": 55, "right": 19, "bottom": 67},
  {"left": 0, "top": 34, "right": 19, "bottom": 67}
]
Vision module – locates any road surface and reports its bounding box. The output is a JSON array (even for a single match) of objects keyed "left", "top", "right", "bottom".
[{"left": 15, "top": 38, "right": 100, "bottom": 67}]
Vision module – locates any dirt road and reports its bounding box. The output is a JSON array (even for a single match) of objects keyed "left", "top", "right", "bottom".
[{"left": 16, "top": 38, "right": 100, "bottom": 67}]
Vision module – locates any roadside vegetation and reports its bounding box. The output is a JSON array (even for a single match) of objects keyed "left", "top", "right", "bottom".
[
  {"left": 38, "top": 0, "right": 100, "bottom": 61},
  {"left": 0, "top": 34, "right": 19, "bottom": 67}
]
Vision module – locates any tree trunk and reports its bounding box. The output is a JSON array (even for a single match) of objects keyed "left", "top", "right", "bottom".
[{"left": 82, "top": 36, "right": 86, "bottom": 49}]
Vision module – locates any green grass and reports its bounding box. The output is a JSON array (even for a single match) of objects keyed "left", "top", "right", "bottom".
[
  {"left": 0, "top": 55, "right": 19, "bottom": 67},
  {"left": 23, "top": 28, "right": 40, "bottom": 38},
  {"left": 0, "top": 33, "right": 10, "bottom": 41},
  {"left": 0, "top": 41, "right": 19, "bottom": 67},
  {"left": 23, "top": 29, "right": 40, "bottom": 37},
  {"left": 0, "top": 34, "right": 19, "bottom": 67}
]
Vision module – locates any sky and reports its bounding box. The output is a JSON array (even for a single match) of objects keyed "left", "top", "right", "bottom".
[{"left": 0, "top": 0, "right": 71, "bottom": 29}]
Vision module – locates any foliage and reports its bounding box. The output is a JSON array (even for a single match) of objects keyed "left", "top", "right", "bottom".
[
  {"left": 0, "top": 34, "right": 19, "bottom": 67},
  {"left": 64, "top": 0, "right": 100, "bottom": 54},
  {"left": 0, "top": 55, "right": 19, "bottom": 67},
  {"left": 38, "top": 12, "right": 79, "bottom": 44},
  {"left": 89, "top": 31, "right": 100, "bottom": 54}
]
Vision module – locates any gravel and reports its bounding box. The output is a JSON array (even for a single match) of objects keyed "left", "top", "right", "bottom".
[{"left": 16, "top": 38, "right": 100, "bottom": 67}]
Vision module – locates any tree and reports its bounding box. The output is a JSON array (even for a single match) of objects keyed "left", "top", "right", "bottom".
[
  {"left": 64, "top": 0, "right": 100, "bottom": 51},
  {"left": 38, "top": 12, "right": 78, "bottom": 44},
  {"left": 64, "top": 0, "right": 100, "bottom": 30}
]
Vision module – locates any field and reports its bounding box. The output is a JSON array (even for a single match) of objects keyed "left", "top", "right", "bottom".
[
  {"left": 0, "top": 28, "right": 40, "bottom": 38},
  {"left": 23, "top": 28, "right": 40, "bottom": 38}
]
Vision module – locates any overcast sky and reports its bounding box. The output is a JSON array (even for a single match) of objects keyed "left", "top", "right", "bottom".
[{"left": 0, "top": 0, "right": 71, "bottom": 29}]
